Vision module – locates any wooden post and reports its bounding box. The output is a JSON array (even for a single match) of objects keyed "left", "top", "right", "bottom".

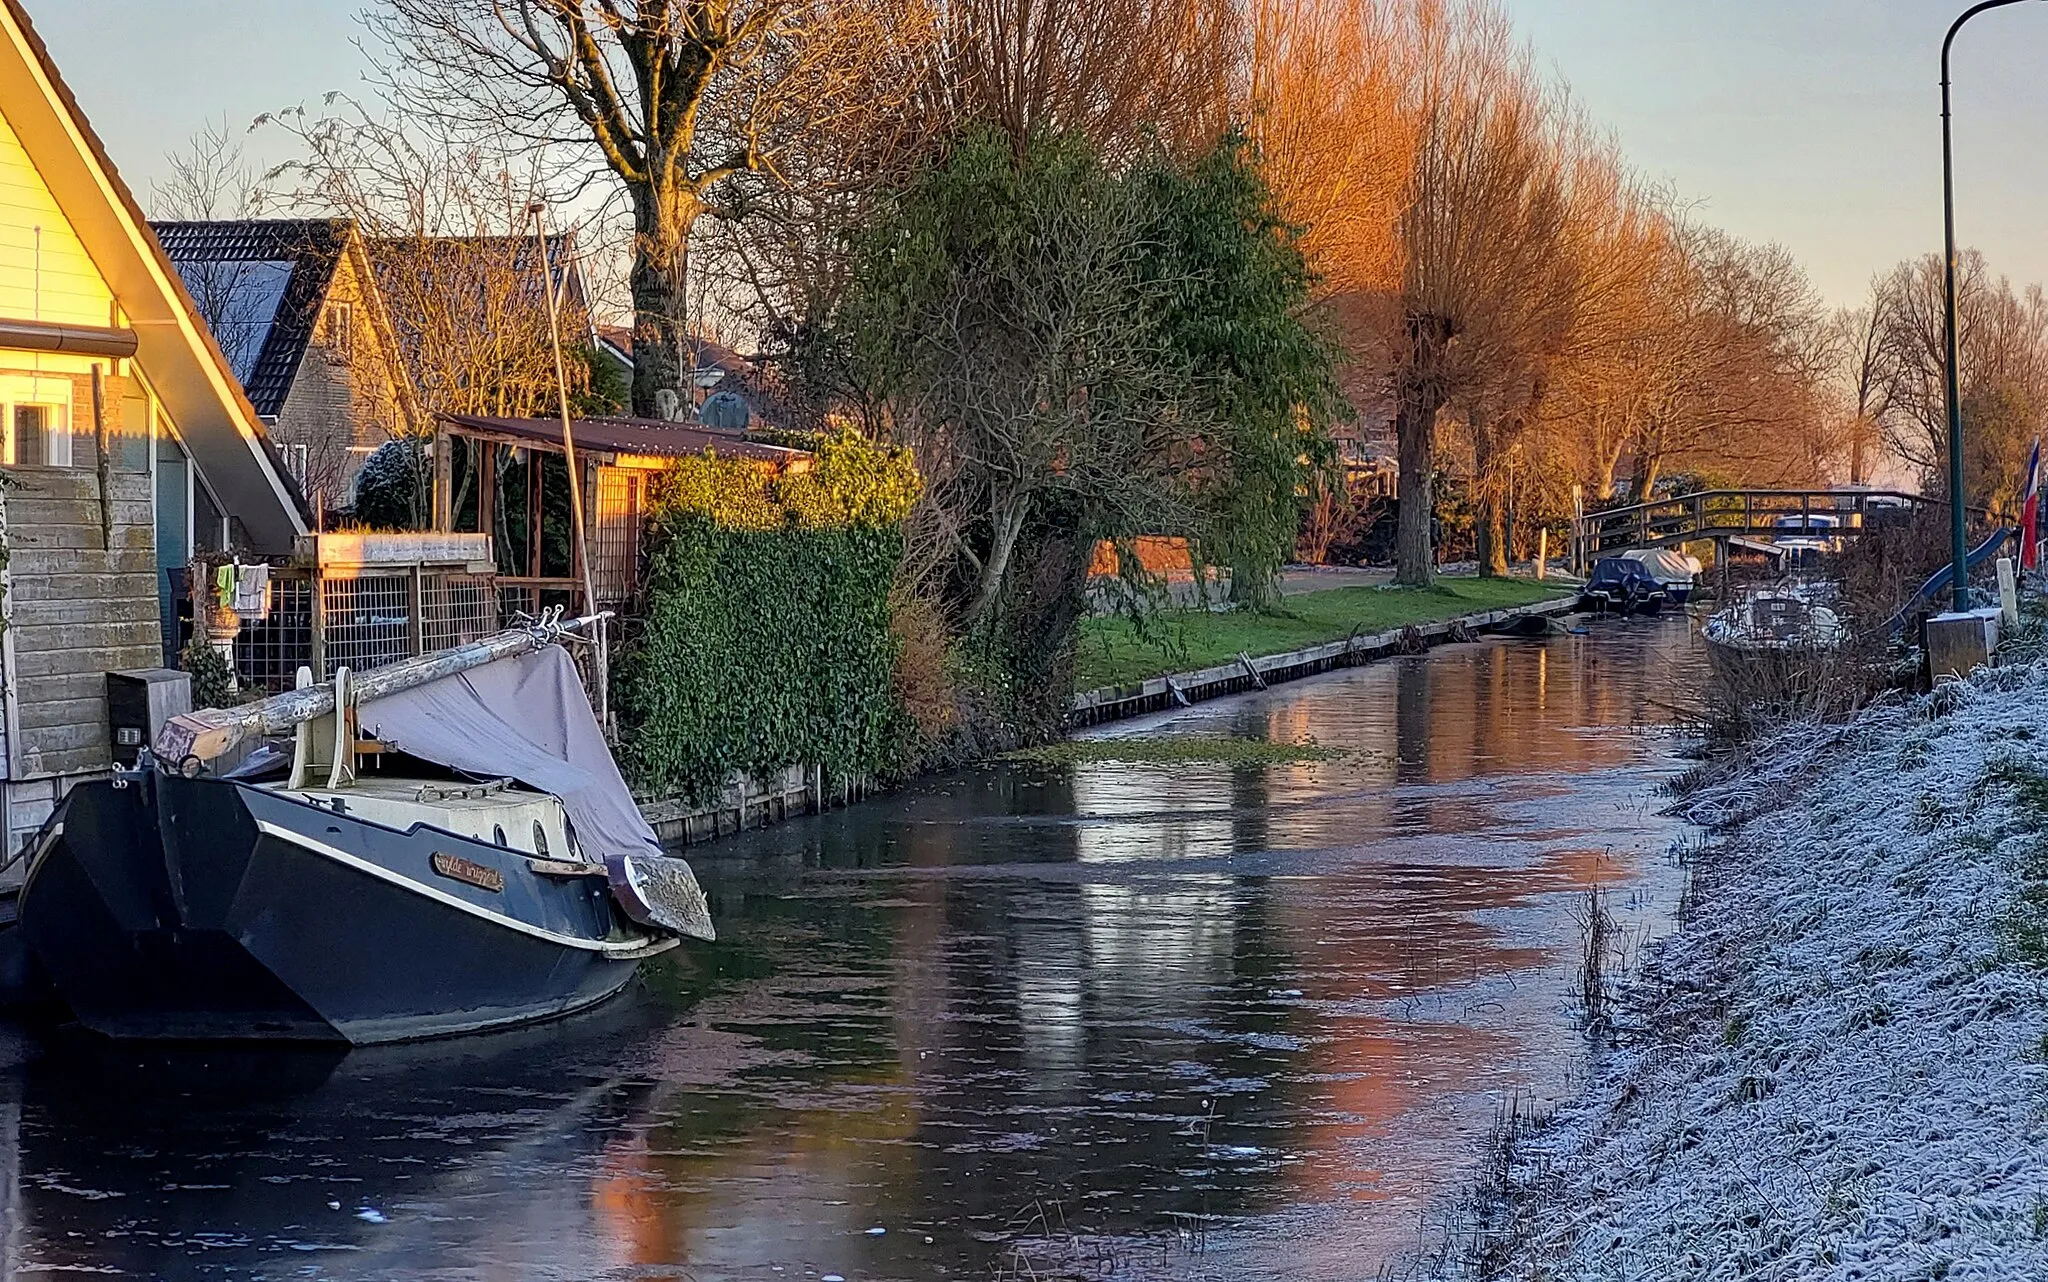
[
  {"left": 309, "top": 567, "right": 327, "bottom": 680},
  {"left": 527, "top": 450, "right": 543, "bottom": 580},
  {"left": 1535, "top": 528, "right": 1548, "bottom": 580},
  {"left": 478, "top": 443, "right": 497, "bottom": 561},
  {"left": 407, "top": 564, "right": 424, "bottom": 657},
  {"left": 91, "top": 364, "right": 112, "bottom": 548},
  {"left": 580, "top": 457, "right": 599, "bottom": 610},
  {"left": 432, "top": 424, "right": 453, "bottom": 531}
]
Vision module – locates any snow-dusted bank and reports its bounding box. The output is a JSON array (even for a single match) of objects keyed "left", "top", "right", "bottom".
[{"left": 1449, "top": 660, "right": 2048, "bottom": 1280}]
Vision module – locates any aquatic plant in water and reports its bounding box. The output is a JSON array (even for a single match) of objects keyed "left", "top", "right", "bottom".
[{"left": 1003, "top": 736, "right": 1344, "bottom": 766}]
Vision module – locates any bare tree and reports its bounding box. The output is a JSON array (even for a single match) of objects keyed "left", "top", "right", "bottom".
[
  {"left": 926, "top": 0, "right": 1238, "bottom": 161},
  {"left": 1832, "top": 300, "right": 1896, "bottom": 485},
  {"left": 259, "top": 98, "right": 591, "bottom": 423},
  {"left": 1243, "top": 0, "right": 1412, "bottom": 303},
  {"left": 152, "top": 116, "right": 260, "bottom": 221},
  {"left": 1868, "top": 250, "right": 2048, "bottom": 496},
  {"left": 155, "top": 120, "right": 271, "bottom": 383},
  {"left": 1383, "top": 0, "right": 1577, "bottom": 585},
  {"left": 699, "top": 0, "right": 1249, "bottom": 353},
  {"left": 371, "top": 0, "right": 922, "bottom": 419}
]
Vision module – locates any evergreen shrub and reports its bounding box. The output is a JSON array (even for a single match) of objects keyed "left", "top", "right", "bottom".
[{"left": 617, "top": 430, "right": 920, "bottom": 801}]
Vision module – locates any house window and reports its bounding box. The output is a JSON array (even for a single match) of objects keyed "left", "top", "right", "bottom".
[
  {"left": 5, "top": 402, "right": 71, "bottom": 467},
  {"left": 328, "top": 301, "right": 354, "bottom": 361}
]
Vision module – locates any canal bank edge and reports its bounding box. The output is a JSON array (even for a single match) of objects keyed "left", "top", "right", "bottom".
[
  {"left": 636, "top": 596, "right": 1583, "bottom": 843},
  {"left": 1431, "top": 658, "right": 2048, "bottom": 1279},
  {"left": 1069, "top": 596, "right": 1581, "bottom": 726}
]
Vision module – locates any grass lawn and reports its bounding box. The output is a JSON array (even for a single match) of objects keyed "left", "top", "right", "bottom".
[{"left": 1074, "top": 577, "right": 1569, "bottom": 691}]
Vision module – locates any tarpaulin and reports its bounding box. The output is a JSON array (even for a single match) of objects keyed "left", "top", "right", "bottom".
[{"left": 356, "top": 645, "right": 661, "bottom": 867}]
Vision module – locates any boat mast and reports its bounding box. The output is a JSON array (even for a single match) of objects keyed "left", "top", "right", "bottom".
[
  {"left": 527, "top": 201, "right": 608, "bottom": 729},
  {"left": 155, "top": 613, "right": 611, "bottom": 767}
]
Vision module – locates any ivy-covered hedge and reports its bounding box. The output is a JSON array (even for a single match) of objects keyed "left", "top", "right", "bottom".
[{"left": 617, "top": 430, "right": 920, "bottom": 802}]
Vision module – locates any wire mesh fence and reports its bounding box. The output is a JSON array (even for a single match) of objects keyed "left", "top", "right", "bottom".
[
  {"left": 422, "top": 574, "right": 501, "bottom": 651},
  {"left": 322, "top": 573, "right": 412, "bottom": 675},
  {"left": 228, "top": 566, "right": 501, "bottom": 692},
  {"left": 234, "top": 571, "right": 315, "bottom": 696}
]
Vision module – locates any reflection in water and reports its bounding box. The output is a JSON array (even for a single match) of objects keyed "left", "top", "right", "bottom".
[{"left": 0, "top": 617, "right": 1699, "bottom": 1280}]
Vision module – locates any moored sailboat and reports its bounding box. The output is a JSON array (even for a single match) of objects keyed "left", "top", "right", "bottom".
[{"left": 9, "top": 614, "right": 711, "bottom": 1045}]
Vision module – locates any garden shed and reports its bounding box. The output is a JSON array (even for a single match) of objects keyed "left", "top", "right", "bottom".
[{"left": 430, "top": 412, "right": 812, "bottom": 615}]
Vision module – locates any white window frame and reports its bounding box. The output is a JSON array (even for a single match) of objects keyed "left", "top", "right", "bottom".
[
  {"left": 328, "top": 300, "right": 355, "bottom": 361},
  {"left": 0, "top": 374, "right": 75, "bottom": 468}
]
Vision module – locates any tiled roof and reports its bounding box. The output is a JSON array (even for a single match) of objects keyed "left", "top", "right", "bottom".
[
  {"left": 151, "top": 219, "right": 349, "bottom": 418},
  {"left": 595, "top": 327, "right": 756, "bottom": 374}
]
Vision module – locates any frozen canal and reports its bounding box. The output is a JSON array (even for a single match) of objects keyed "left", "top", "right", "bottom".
[{"left": 0, "top": 615, "right": 1703, "bottom": 1280}]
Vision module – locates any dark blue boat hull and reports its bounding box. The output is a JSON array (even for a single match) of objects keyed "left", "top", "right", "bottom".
[{"left": 17, "top": 773, "right": 668, "bottom": 1045}]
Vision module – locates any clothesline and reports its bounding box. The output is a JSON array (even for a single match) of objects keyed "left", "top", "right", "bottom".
[{"left": 214, "top": 558, "right": 272, "bottom": 620}]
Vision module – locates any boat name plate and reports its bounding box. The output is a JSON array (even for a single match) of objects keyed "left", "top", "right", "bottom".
[{"left": 430, "top": 851, "right": 505, "bottom": 893}]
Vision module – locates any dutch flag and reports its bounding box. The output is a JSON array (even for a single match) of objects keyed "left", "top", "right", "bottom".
[{"left": 2024, "top": 438, "right": 2042, "bottom": 571}]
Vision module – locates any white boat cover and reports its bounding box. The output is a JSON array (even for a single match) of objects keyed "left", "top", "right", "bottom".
[
  {"left": 1621, "top": 547, "right": 1702, "bottom": 583},
  {"left": 356, "top": 645, "right": 662, "bottom": 865}
]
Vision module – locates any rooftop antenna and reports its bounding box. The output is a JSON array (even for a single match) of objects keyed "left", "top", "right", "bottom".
[{"left": 527, "top": 199, "right": 607, "bottom": 728}]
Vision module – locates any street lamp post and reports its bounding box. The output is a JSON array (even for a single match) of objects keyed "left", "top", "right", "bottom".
[{"left": 1941, "top": 0, "right": 2038, "bottom": 610}]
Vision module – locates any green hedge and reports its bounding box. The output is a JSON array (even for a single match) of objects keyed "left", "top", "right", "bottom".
[{"left": 616, "top": 430, "right": 918, "bottom": 802}]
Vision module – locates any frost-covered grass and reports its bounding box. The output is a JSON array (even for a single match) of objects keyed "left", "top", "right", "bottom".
[{"left": 1442, "top": 661, "right": 2048, "bottom": 1281}]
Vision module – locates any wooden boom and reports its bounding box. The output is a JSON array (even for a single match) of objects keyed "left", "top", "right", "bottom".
[{"left": 154, "top": 614, "right": 609, "bottom": 766}]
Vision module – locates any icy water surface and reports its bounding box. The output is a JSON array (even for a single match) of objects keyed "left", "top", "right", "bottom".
[{"left": 0, "top": 615, "right": 1702, "bottom": 1280}]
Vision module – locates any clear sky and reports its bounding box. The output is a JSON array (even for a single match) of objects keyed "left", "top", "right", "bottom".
[{"left": 19, "top": 0, "right": 2048, "bottom": 309}]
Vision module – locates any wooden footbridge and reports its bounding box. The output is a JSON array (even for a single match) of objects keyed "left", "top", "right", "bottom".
[{"left": 1570, "top": 488, "right": 1953, "bottom": 572}]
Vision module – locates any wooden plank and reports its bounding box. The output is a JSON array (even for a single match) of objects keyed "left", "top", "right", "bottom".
[
  {"left": 16, "top": 721, "right": 112, "bottom": 755},
  {"left": 5, "top": 525, "right": 153, "bottom": 552},
  {"left": 11, "top": 623, "right": 161, "bottom": 654},
  {"left": 17, "top": 696, "right": 105, "bottom": 731},
  {"left": 13, "top": 638, "right": 161, "bottom": 679},
  {"left": 2, "top": 500, "right": 156, "bottom": 528},
  {"left": 10, "top": 595, "right": 161, "bottom": 626},
  {"left": 9, "top": 671, "right": 114, "bottom": 703},
  {"left": 7, "top": 571, "right": 162, "bottom": 602},
  {"left": 17, "top": 744, "right": 112, "bottom": 777}
]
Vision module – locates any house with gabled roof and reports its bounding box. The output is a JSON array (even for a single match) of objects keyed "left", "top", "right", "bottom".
[
  {"left": 154, "top": 218, "right": 417, "bottom": 511},
  {"left": 0, "top": 0, "right": 307, "bottom": 853},
  {"left": 595, "top": 326, "right": 790, "bottom": 428}
]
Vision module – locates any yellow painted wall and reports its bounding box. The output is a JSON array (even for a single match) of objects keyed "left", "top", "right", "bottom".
[{"left": 0, "top": 105, "right": 112, "bottom": 326}]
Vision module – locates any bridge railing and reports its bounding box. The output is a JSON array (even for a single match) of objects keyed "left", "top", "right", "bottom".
[{"left": 1572, "top": 489, "right": 1944, "bottom": 568}]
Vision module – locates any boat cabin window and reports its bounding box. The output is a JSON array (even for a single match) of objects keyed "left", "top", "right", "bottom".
[
  {"left": 492, "top": 824, "right": 506, "bottom": 847},
  {"left": 532, "top": 822, "right": 549, "bottom": 857}
]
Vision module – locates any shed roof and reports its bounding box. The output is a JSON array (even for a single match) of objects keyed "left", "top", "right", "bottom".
[
  {"left": 436, "top": 413, "right": 808, "bottom": 466},
  {"left": 151, "top": 218, "right": 349, "bottom": 418}
]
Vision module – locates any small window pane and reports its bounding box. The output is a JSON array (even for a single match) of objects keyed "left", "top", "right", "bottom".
[
  {"left": 13, "top": 406, "right": 45, "bottom": 465},
  {"left": 10, "top": 404, "right": 75, "bottom": 467}
]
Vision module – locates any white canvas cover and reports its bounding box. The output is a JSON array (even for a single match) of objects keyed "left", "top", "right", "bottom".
[
  {"left": 1621, "top": 547, "right": 1702, "bottom": 584},
  {"left": 356, "top": 645, "right": 661, "bottom": 866}
]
